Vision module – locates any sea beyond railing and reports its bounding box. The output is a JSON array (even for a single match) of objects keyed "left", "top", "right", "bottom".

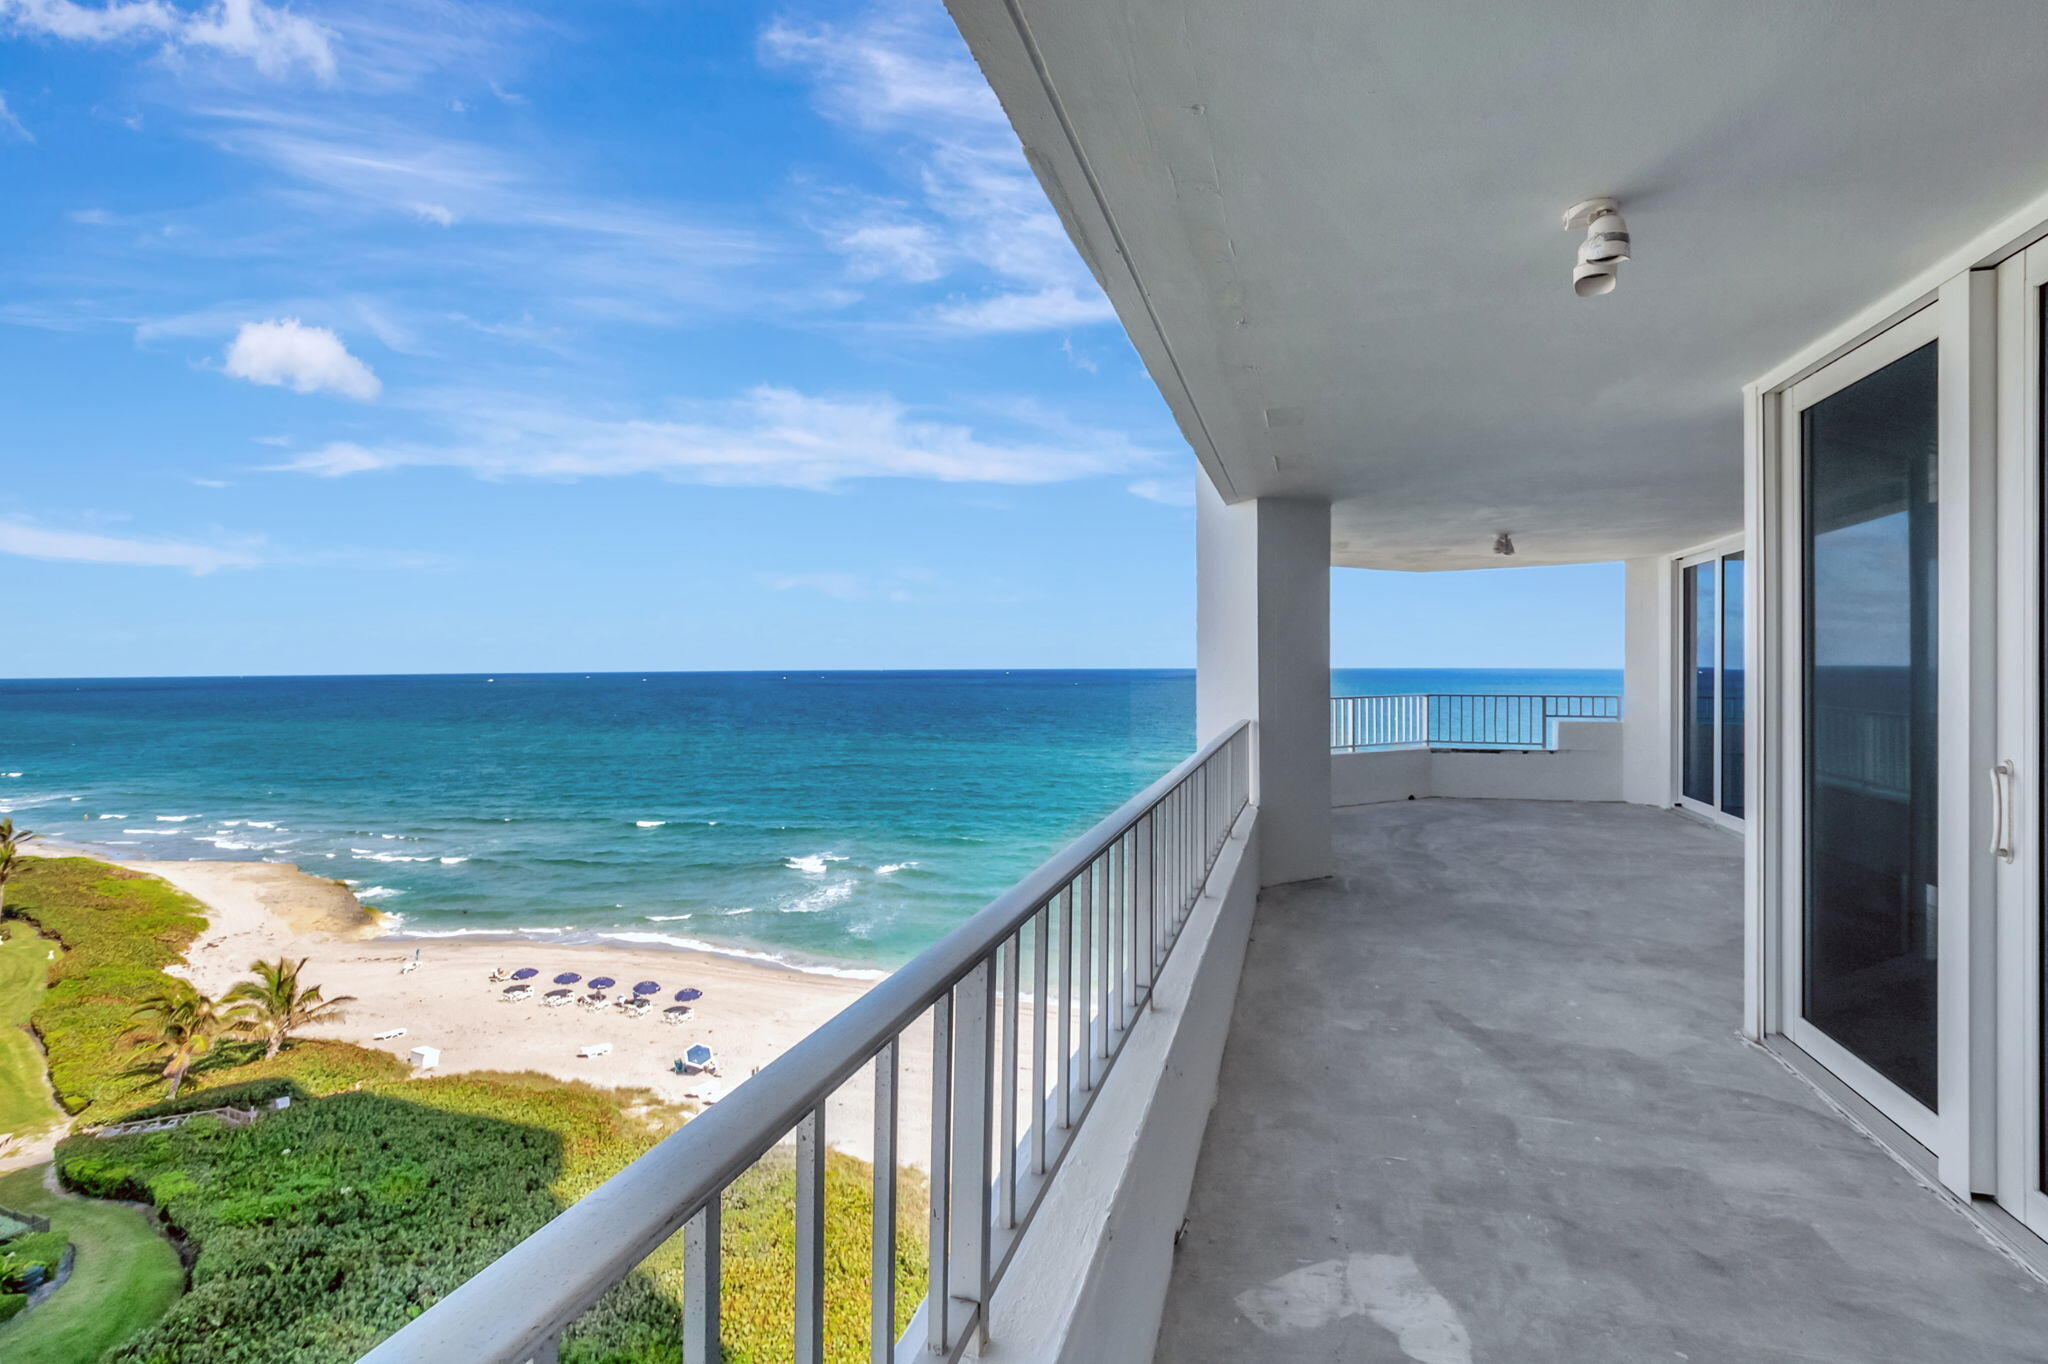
[
  {"left": 358, "top": 722, "right": 1252, "bottom": 1364},
  {"left": 1329, "top": 692, "right": 1621, "bottom": 753}
]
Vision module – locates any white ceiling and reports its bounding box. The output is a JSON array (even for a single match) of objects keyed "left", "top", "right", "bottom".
[{"left": 949, "top": 0, "right": 2048, "bottom": 568}]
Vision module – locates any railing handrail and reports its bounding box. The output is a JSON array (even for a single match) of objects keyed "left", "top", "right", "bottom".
[
  {"left": 359, "top": 719, "right": 1253, "bottom": 1362},
  {"left": 1329, "top": 690, "right": 1621, "bottom": 703}
]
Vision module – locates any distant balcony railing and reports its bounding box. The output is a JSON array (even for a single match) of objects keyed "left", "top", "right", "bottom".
[
  {"left": 1331, "top": 693, "right": 1621, "bottom": 753},
  {"left": 358, "top": 722, "right": 1253, "bottom": 1364}
]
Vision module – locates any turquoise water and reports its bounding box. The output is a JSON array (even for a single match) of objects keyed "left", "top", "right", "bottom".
[{"left": 0, "top": 668, "right": 1616, "bottom": 973}]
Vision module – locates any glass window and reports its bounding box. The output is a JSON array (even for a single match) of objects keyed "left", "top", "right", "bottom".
[
  {"left": 1682, "top": 562, "right": 1716, "bottom": 806},
  {"left": 1802, "top": 340, "right": 1939, "bottom": 1111},
  {"left": 1721, "top": 554, "right": 1745, "bottom": 818}
]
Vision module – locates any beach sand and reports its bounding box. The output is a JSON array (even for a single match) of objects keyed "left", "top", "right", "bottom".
[{"left": 40, "top": 846, "right": 947, "bottom": 1166}]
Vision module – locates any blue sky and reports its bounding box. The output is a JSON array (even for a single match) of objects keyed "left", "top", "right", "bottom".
[{"left": 0, "top": 0, "right": 1621, "bottom": 677}]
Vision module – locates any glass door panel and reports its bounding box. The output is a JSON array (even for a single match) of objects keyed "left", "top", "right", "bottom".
[
  {"left": 1683, "top": 562, "right": 1717, "bottom": 806},
  {"left": 1721, "top": 554, "right": 1746, "bottom": 818},
  {"left": 1801, "top": 339, "right": 1940, "bottom": 1112}
]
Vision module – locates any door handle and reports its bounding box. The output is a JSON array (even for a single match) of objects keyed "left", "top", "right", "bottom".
[{"left": 1990, "top": 759, "right": 2017, "bottom": 863}]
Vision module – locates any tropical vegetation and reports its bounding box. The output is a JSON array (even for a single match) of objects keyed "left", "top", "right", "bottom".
[
  {"left": 225, "top": 955, "right": 355, "bottom": 1058},
  {"left": 0, "top": 817, "right": 37, "bottom": 917},
  {"left": 4, "top": 851, "right": 931, "bottom": 1362}
]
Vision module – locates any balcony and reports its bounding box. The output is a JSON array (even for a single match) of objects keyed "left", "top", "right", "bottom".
[{"left": 1156, "top": 798, "right": 2045, "bottom": 1362}]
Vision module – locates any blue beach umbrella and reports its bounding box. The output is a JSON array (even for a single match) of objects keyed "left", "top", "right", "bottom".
[
  {"left": 511, "top": 967, "right": 539, "bottom": 980},
  {"left": 675, "top": 988, "right": 702, "bottom": 1002},
  {"left": 589, "top": 976, "right": 617, "bottom": 990},
  {"left": 685, "top": 1044, "right": 713, "bottom": 1067},
  {"left": 633, "top": 981, "right": 659, "bottom": 996},
  {"left": 553, "top": 972, "right": 581, "bottom": 985}
]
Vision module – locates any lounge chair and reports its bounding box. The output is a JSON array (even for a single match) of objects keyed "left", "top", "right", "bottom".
[
  {"left": 502, "top": 984, "right": 532, "bottom": 1002},
  {"left": 543, "top": 989, "right": 573, "bottom": 1007}
]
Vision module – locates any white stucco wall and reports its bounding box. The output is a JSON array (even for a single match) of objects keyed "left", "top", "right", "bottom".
[
  {"left": 1332, "top": 721, "right": 1624, "bottom": 806},
  {"left": 1621, "top": 556, "right": 1677, "bottom": 806},
  {"left": 978, "top": 805, "right": 1262, "bottom": 1364},
  {"left": 1195, "top": 479, "right": 1331, "bottom": 884}
]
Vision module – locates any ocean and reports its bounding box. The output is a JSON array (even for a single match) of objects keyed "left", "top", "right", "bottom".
[{"left": 0, "top": 668, "right": 1618, "bottom": 975}]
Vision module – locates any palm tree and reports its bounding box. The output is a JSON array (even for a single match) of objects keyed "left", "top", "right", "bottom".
[
  {"left": 0, "top": 818, "right": 37, "bottom": 917},
  {"left": 126, "top": 987, "right": 238, "bottom": 1100},
  {"left": 226, "top": 957, "right": 355, "bottom": 1059}
]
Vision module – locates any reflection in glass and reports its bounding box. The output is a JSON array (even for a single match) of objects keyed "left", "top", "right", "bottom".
[
  {"left": 1683, "top": 563, "right": 1716, "bottom": 806},
  {"left": 1721, "top": 554, "right": 1745, "bottom": 818},
  {"left": 1802, "top": 340, "right": 1938, "bottom": 1111}
]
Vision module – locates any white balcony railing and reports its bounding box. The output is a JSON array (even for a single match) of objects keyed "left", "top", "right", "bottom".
[
  {"left": 1331, "top": 692, "right": 1621, "bottom": 753},
  {"left": 358, "top": 721, "right": 1252, "bottom": 1364}
]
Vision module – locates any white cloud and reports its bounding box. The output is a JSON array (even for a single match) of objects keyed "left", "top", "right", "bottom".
[
  {"left": 222, "top": 317, "right": 381, "bottom": 400},
  {"left": 0, "top": 92, "right": 30, "bottom": 141},
  {"left": 268, "top": 383, "right": 1156, "bottom": 490},
  {"left": 0, "top": 518, "right": 262, "bottom": 572},
  {"left": 0, "top": 0, "right": 337, "bottom": 80},
  {"left": 190, "top": 476, "right": 232, "bottom": 487},
  {"left": 762, "top": 8, "right": 1115, "bottom": 334},
  {"left": 1127, "top": 477, "right": 1194, "bottom": 507},
  {"left": 68, "top": 207, "right": 114, "bottom": 224}
]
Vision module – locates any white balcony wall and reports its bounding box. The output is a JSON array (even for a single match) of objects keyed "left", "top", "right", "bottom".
[
  {"left": 1622, "top": 555, "right": 1680, "bottom": 805},
  {"left": 1332, "top": 720, "right": 1624, "bottom": 806}
]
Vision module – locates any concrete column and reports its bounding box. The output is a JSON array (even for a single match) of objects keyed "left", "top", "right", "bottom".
[
  {"left": 1196, "top": 477, "right": 1332, "bottom": 885},
  {"left": 1621, "top": 555, "right": 1676, "bottom": 807}
]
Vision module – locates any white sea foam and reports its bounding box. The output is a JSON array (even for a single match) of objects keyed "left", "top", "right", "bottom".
[
  {"left": 357, "top": 886, "right": 404, "bottom": 900},
  {"left": 785, "top": 853, "right": 848, "bottom": 875},
  {"left": 220, "top": 819, "right": 244, "bottom": 827},
  {"left": 247, "top": 820, "right": 281, "bottom": 829},
  {"left": 198, "top": 836, "right": 259, "bottom": 851},
  {"left": 645, "top": 913, "right": 695, "bottom": 922},
  {"left": 594, "top": 930, "right": 887, "bottom": 981},
  {"left": 783, "top": 881, "right": 854, "bottom": 914},
  {"left": 0, "top": 773, "right": 19, "bottom": 778},
  {"left": 122, "top": 829, "right": 179, "bottom": 836},
  {"left": 155, "top": 814, "right": 198, "bottom": 822},
  {"left": 634, "top": 820, "right": 667, "bottom": 828},
  {"left": 721, "top": 907, "right": 755, "bottom": 916},
  {"left": 96, "top": 813, "right": 129, "bottom": 820},
  {"left": 104, "top": 840, "right": 141, "bottom": 845},
  {"left": 875, "top": 862, "right": 919, "bottom": 876},
  {"left": 351, "top": 849, "right": 438, "bottom": 863},
  {"left": 439, "top": 856, "right": 468, "bottom": 865}
]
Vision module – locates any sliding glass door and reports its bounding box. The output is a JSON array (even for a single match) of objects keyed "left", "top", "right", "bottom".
[
  {"left": 1678, "top": 546, "right": 1745, "bottom": 826},
  {"left": 1778, "top": 307, "right": 1946, "bottom": 1149}
]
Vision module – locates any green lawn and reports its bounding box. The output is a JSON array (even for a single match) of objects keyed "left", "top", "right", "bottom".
[
  {"left": 0, "top": 1164, "right": 183, "bottom": 1364},
  {"left": 0, "top": 923, "right": 61, "bottom": 1142}
]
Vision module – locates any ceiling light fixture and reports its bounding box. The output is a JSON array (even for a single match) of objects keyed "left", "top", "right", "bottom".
[
  {"left": 1563, "top": 197, "right": 1630, "bottom": 296},
  {"left": 1494, "top": 532, "right": 1515, "bottom": 556}
]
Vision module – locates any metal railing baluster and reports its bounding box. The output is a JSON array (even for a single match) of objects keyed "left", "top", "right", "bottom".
[
  {"left": 1031, "top": 906, "right": 1049, "bottom": 1173},
  {"left": 928, "top": 996, "right": 953, "bottom": 1356},
  {"left": 795, "top": 1107, "right": 826, "bottom": 1364},
  {"left": 872, "top": 1041, "right": 897, "bottom": 1364},
  {"left": 684, "top": 1197, "right": 720, "bottom": 1364},
  {"left": 949, "top": 962, "right": 994, "bottom": 1350},
  {"left": 1057, "top": 886, "right": 1074, "bottom": 1129},
  {"left": 1000, "top": 933, "right": 1019, "bottom": 1229}
]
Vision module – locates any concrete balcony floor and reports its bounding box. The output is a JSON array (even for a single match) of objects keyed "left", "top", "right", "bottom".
[{"left": 1154, "top": 799, "right": 2048, "bottom": 1363}]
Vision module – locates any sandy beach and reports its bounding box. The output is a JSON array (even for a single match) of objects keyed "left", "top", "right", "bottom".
[{"left": 39, "top": 845, "right": 943, "bottom": 1165}]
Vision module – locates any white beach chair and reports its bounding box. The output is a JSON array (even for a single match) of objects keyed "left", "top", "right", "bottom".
[{"left": 577, "top": 1042, "right": 613, "bottom": 1059}]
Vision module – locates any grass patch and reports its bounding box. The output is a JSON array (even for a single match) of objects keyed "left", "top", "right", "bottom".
[
  {"left": 5, "top": 858, "right": 207, "bottom": 1123},
  {"left": 0, "top": 1164, "right": 183, "bottom": 1364},
  {"left": 0, "top": 922, "right": 62, "bottom": 1142}
]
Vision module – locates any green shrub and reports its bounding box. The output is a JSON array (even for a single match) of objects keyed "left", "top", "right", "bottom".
[
  {"left": 57, "top": 1072, "right": 927, "bottom": 1364},
  {"left": 0, "top": 1229, "right": 66, "bottom": 1289},
  {"left": 0, "top": 1290, "right": 26, "bottom": 1323},
  {"left": 4, "top": 858, "right": 207, "bottom": 1121}
]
